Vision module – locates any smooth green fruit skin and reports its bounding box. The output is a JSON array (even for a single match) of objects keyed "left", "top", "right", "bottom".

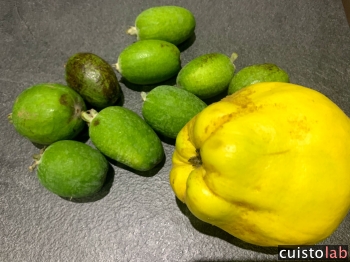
[
  {"left": 65, "top": 52, "right": 121, "bottom": 109},
  {"left": 89, "top": 106, "right": 164, "bottom": 171},
  {"left": 117, "top": 40, "right": 181, "bottom": 85},
  {"left": 37, "top": 140, "right": 108, "bottom": 198},
  {"left": 227, "top": 63, "right": 290, "bottom": 95},
  {"left": 176, "top": 53, "right": 235, "bottom": 99},
  {"left": 142, "top": 85, "right": 207, "bottom": 139},
  {"left": 135, "top": 6, "right": 196, "bottom": 45},
  {"left": 11, "top": 83, "right": 86, "bottom": 145}
]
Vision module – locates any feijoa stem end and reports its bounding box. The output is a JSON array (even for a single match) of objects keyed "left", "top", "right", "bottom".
[
  {"left": 28, "top": 147, "right": 45, "bottom": 172},
  {"left": 230, "top": 52, "right": 238, "bottom": 63},
  {"left": 113, "top": 63, "right": 121, "bottom": 72},
  {"left": 141, "top": 92, "right": 147, "bottom": 101},
  {"left": 81, "top": 109, "right": 98, "bottom": 125},
  {"left": 230, "top": 52, "right": 238, "bottom": 71},
  {"left": 7, "top": 113, "right": 13, "bottom": 123},
  {"left": 126, "top": 26, "right": 137, "bottom": 36}
]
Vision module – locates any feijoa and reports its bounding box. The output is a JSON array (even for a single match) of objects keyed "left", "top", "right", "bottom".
[
  {"left": 65, "top": 52, "right": 121, "bottom": 109},
  {"left": 127, "top": 6, "right": 196, "bottom": 46},
  {"left": 176, "top": 53, "right": 236, "bottom": 99},
  {"left": 141, "top": 85, "right": 206, "bottom": 139},
  {"left": 82, "top": 107, "right": 164, "bottom": 171},
  {"left": 228, "top": 63, "right": 290, "bottom": 95},
  {"left": 31, "top": 140, "right": 108, "bottom": 198},
  {"left": 115, "top": 40, "right": 181, "bottom": 85},
  {"left": 9, "top": 83, "right": 86, "bottom": 145}
]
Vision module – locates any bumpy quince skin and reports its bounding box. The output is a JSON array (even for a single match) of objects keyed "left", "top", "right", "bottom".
[{"left": 170, "top": 82, "right": 350, "bottom": 247}]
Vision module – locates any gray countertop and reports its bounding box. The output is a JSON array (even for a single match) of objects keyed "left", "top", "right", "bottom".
[{"left": 1, "top": 0, "right": 349, "bottom": 261}]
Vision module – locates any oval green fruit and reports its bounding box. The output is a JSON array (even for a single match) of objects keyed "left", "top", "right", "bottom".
[
  {"left": 228, "top": 63, "right": 290, "bottom": 95},
  {"left": 127, "top": 5, "right": 196, "bottom": 46},
  {"left": 176, "top": 53, "right": 235, "bottom": 99},
  {"left": 33, "top": 140, "right": 108, "bottom": 198},
  {"left": 65, "top": 52, "right": 121, "bottom": 109},
  {"left": 115, "top": 40, "right": 181, "bottom": 85},
  {"left": 10, "top": 83, "right": 86, "bottom": 145},
  {"left": 141, "top": 85, "right": 207, "bottom": 139},
  {"left": 82, "top": 107, "right": 164, "bottom": 171}
]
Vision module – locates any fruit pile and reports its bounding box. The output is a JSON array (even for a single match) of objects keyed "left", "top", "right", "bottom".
[
  {"left": 8, "top": 5, "right": 350, "bottom": 247},
  {"left": 9, "top": 5, "right": 287, "bottom": 199}
]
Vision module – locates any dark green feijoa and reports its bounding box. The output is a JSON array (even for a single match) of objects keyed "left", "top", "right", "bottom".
[
  {"left": 115, "top": 40, "right": 181, "bottom": 85},
  {"left": 228, "top": 63, "right": 290, "bottom": 95},
  {"left": 81, "top": 107, "right": 164, "bottom": 171},
  {"left": 65, "top": 52, "right": 121, "bottom": 109},
  {"left": 141, "top": 85, "right": 207, "bottom": 139},
  {"left": 9, "top": 83, "right": 86, "bottom": 146},
  {"left": 176, "top": 53, "right": 237, "bottom": 99},
  {"left": 127, "top": 6, "right": 196, "bottom": 46},
  {"left": 30, "top": 140, "right": 108, "bottom": 198}
]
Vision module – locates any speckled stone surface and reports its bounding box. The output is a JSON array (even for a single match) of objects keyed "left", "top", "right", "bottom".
[{"left": 1, "top": 0, "right": 349, "bottom": 261}]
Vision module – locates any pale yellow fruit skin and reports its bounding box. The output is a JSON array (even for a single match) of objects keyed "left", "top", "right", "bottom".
[{"left": 169, "top": 82, "right": 350, "bottom": 247}]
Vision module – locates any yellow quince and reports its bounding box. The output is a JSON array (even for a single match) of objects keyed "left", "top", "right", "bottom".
[{"left": 170, "top": 82, "right": 350, "bottom": 247}]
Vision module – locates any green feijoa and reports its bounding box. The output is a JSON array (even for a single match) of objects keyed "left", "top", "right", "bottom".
[
  {"left": 9, "top": 83, "right": 86, "bottom": 146},
  {"left": 31, "top": 140, "right": 108, "bottom": 198},
  {"left": 176, "top": 53, "right": 236, "bottom": 99},
  {"left": 115, "top": 40, "right": 181, "bottom": 85},
  {"left": 228, "top": 63, "right": 290, "bottom": 95},
  {"left": 141, "top": 85, "right": 206, "bottom": 139},
  {"left": 65, "top": 52, "right": 121, "bottom": 109},
  {"left": 127, "top": 5, "right": 196, "bottom": 46},
  {"left": 81, "top": 107, "right": 164, "bottom": 171}
]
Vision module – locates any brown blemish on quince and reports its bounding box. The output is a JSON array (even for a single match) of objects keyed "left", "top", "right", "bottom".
[
  {"left": 288, "top": 116, "right": 310, "bottom": 140},
  {"left": 223, "top": 88, "right": 259, "bottom": 113},
  {"left": 265, "top": 149, "right": 290, "bottom": 156}
]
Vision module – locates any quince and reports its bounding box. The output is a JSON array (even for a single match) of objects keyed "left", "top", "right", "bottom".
[{"left": 170, "top": 82, "right": 350, "bottom": 246}]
